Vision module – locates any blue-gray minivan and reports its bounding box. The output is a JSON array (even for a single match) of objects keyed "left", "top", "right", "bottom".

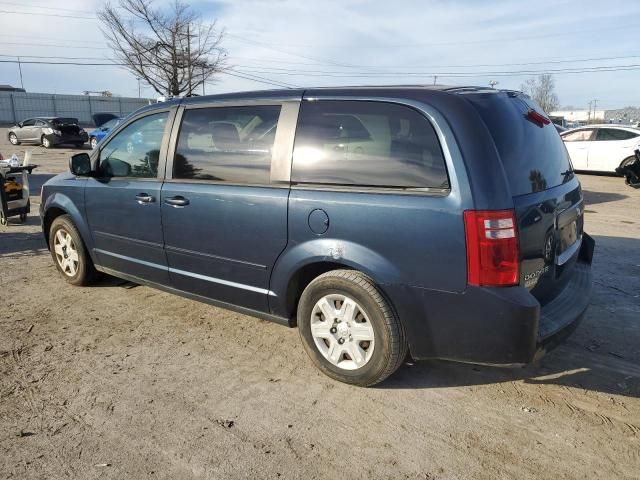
[{"left": 40, "top": 86, "right": 594, "bottom": 386}]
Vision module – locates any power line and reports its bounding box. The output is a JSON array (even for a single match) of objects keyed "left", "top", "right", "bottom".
[
  {"left": 0, "top": 2, "right": 94, "bottom": 14},
  {"left": 229, "top": 22, "right": 640, "bottom": 50},
  {"left": 232, "top": 63, "right": 640, "bottom": 78},
  {"left": 233, "top": 54, "right": 640, "bottom": 72},
  {"left": 0, "top": 9, "right": 95, "bottom": 19},
  {"left": 220, "top": 71, "right": 295, "bottom": 89},
  {"left": 0, "top": 41, "right": 109, "bottom": 50}
]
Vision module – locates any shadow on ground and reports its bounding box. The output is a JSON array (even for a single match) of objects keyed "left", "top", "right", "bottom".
[{"left": 582, "top": 189, "right": 628, "bottom": 205}]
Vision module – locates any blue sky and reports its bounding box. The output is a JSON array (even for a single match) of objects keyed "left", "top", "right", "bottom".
[{"left": 1, "top": 0, "right": 639, "bottom": 109}]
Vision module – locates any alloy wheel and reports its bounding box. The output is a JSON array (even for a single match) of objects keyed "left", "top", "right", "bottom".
[
  {"left": 9, "top": 133, "right": 18, "bottom": 145},
  {"left": 53, "top": 228, "right": 79, "bottom": 276},
  {"left": 310, "top": 294, "right": 375, "bottom": 370}
]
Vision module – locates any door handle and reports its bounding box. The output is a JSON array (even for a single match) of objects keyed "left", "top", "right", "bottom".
[
  {"left": 164, "top": 196, "right": 190, "bottom": 207},
  {"left": 135, "top": 193, "right": 155, "bottom": 204}
]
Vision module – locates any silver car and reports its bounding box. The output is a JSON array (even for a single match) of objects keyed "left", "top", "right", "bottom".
[{"left": 8, "top": 117, "right": 88, "bottom": 149}]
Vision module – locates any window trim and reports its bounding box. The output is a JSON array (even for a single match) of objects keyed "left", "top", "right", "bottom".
[
  {"left": 92, "top": 107, "right": 177, "bottom": 181},
  {"left": 165, "top": 100, "right": 300, "bottom": 186},
  {"left": 291, "top": 98, "right": 452, "bottom": 193}
]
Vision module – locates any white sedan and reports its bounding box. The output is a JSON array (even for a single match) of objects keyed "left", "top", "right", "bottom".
[{"left": 560, "top": 125, "right": 640, "bottom": 172}]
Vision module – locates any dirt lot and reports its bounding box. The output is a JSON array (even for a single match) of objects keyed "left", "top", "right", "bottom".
[{"left": 1, "top": 135, "right": 639, "bottom": 479}]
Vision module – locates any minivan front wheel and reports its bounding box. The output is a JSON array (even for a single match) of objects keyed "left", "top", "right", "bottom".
[
  {"left": 297, "top": 270, "right": 407, "bottom": 386},
  {"left": 49, "top": 215, "right": 98, "bottom": 286}
]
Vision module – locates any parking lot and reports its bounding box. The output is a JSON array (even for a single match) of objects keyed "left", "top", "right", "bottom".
[{"left": 1, "top": 132, "right": 639, "bottom": 479}]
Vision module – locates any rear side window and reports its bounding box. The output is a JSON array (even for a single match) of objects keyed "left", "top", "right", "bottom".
[
  {"left": 595, "top": 128, "right": 639, "bottom": 141},
  {"left": 562, "top": 129, "right": 594, "bottom": 142},
  {"left": 292, "top": 100, "right": 449, "bottom": 189},
  {"left": 467, "top": 93, "right": 573, "bottom": 196},
  {"left": 174, "top": 105, "right": 281, "bottom": 184}
]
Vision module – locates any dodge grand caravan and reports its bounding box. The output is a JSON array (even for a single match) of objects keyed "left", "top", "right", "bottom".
[{"left": 40, "top": 86, "right": 594, "bottom": 386}]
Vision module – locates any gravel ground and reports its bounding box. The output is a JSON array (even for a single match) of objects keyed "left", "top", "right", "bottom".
[{"left": 1, "top": 136, "right": 639, "bottom": 479}]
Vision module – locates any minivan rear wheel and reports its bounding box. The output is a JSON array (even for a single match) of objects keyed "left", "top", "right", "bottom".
[
  {"left": 49, "top": 215, "right": 98, "bottom": 286},
  {"left": 297, "top": 270, "right": 407, "bottom": 386}
]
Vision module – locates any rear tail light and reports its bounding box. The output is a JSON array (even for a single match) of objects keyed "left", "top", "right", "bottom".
[{"left": 464, "top": 210, "right": 520, "bottom": 287}]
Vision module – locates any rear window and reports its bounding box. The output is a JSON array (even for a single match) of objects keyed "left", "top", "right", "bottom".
[{"left": 467, "top": 93, "right": 573, "bottom": 196}]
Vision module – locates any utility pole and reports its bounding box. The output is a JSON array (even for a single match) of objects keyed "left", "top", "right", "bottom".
[
  {"left": 136, "top": 77, "right": 141, "bottom": 98},
  {"left": 588, "top": 101, "right": 593, "bottom": 123},
  {"left": 433, "top": 75, "right": 437, "bottom": 86},
  {"left": 489, "top": 80, "right": 499, "bottom": 89},
  {"left": 17, "top": 56, "right": 24, "bottom": 90},
  {"left": 592, "top": 99, "right": 598, "bottom": 122}
]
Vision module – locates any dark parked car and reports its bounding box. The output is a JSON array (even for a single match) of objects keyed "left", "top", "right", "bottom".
[
  {"left": 8, "top": 117, "right": 88, "bottom": 148},
  {"left": 40, "top": 86, "right": 594, "bottom": 386}
]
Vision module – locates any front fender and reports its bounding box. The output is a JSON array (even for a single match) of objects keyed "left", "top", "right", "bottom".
[
  {"left": 269, "top": 238, "right": 401, "bottom": 317},
  {"left": 42, "top": 191, "right": 96, "bottom": 263}
]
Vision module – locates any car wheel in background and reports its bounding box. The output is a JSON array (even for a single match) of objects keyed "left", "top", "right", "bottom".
[
  {"left": 9, "top": 132, "right": 19, "bottom": 145},
  {"left": 90, "top": 137, "right": 98, "bottom": 149},
  {"left": 297, "top": 269, "right": 407, "bottom": 386},
  {"left": 48, "top": 215, "right": 98, "bottom": 286},
  {"left": 41, "top": 136, "right": 52, "bottom": 148}
]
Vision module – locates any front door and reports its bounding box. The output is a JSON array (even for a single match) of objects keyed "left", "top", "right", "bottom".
[
  {"left": 161, "top": 103, "right": 293, "bottom": 312},
  {"left": 561, "top": 128, "right": 594, "bottom": 170},
  {"left": 84, "top": 110, "right": 174, "bottom": 284},
  {"left": 17, "top": 119, "right": 37, "bottom": 142}
]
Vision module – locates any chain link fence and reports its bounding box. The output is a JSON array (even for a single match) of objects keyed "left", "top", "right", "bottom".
[{"left": 0, "top": 92, "right": 152, "bottom": 126}]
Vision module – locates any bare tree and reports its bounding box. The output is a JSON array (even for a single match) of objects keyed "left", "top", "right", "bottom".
[
  {"left": 521, "top": 74, "right": 560, "bottom": 113},
  {"left": 99, "top": 0, "right": 227, "bottom": 97}
]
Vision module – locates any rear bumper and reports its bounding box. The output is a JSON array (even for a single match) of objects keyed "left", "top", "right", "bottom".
[{"left": 387, "top": 234, "right": 594, "bottom": 365}]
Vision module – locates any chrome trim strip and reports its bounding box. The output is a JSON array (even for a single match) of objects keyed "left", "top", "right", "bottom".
[
  {"left": 556, "top": 235, "right": 582, "bottom": 266},
  {"left": 95, "top": 249, "right": 275, "bottom": 295},
  {"left": 94, "top": 249, "right": 165, "bottom": 270},
  {"left": 94, "top": 231, "right": 164, "bottom": 249},
  {"left": 165, "top": 245, "right": 267, "bottom": 270},
  {"left": 168, "top": 266, "right": 275, "bottom": 296}
]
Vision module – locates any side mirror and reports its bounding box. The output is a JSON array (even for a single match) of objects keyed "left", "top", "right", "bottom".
[
  {"left": 69, "top": 153, "right": 92, "bottom": 176},
  {"left": 17, "top": 122, "right": 23, "bottom": 128}
]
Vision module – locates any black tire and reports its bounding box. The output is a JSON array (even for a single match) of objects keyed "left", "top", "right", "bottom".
[
  {"left": 8, "top": 132, "right": 20, "bottom": 145},
  {"left": 41, "top": 135, "right": 52, "bottom": 148},
  {"left": 48, "top": 215, "right": 98, "bottom": 286},
  {"left": 297, "top": 269, "right": 407, "bottom": 386}
]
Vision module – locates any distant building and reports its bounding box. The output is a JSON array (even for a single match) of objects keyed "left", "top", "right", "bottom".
[
  {"left": 0, "top": 84, "right": 26, "bottom": 93},
  {"left": 550, "top": 110, "right": 605, "bottom": 124}
]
